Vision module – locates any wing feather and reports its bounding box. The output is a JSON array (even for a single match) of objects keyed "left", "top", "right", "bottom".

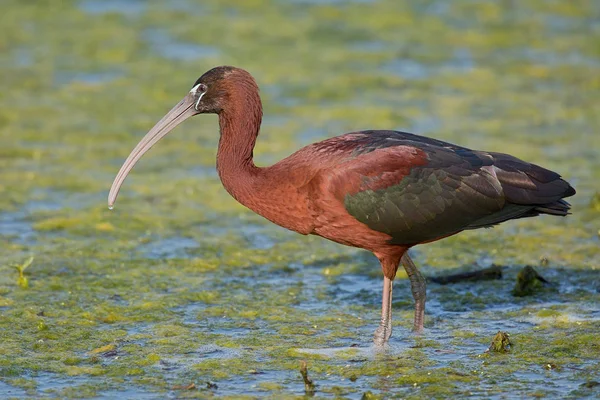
[{"left": 314, "top": 130, "right": 576, "bottom": 245}]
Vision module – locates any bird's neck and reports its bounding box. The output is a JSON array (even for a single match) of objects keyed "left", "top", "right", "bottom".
[
  {"left": 216, "top": 88, "right": 263, "bottom": 207},
  {"left": 215, "top": 86, "right": 314, "bottom": 235}
]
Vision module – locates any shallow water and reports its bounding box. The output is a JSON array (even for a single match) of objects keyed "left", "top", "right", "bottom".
[
  {"left": 79, "top": 0, "right": 147, "bottom": 15},
  {"left": 1, "top": 0, "right": 599, "bottom": 398},
  {"left": 143, "top": 29, "right": 220, "bottom": 61}
]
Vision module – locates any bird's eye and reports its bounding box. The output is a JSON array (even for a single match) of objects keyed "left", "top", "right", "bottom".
[
  {"left": 193, "top": 84, "right": 208, "bottom": 110},
  {"left": 190, "top": 83, "right": 208, "bottom": 95}
]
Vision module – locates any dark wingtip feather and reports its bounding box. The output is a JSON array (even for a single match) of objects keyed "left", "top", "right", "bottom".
[
  {"left": 564, "top": 184, "right": 576, "bottom": 198},
  {"left": 489, "top": 152, "right": 576, "bottom": 205},
  {"left": 534, "top": 199, "right": 572, "bottom": 216}
]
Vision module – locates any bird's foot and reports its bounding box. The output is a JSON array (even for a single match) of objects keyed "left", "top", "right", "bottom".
[
  {"left": 373, "top": 322, "right": 392, "bottom": 346},
  {"left": 413, "top": 324, "right": 424, "bottom": 335}
]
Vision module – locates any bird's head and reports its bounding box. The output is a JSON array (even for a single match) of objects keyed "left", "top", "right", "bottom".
[
  {"left": 108, "top": 66, "right": 257, "bottom": 208},
  {"left": 189, "top": 65, "right": 255, "bottom": 114}
]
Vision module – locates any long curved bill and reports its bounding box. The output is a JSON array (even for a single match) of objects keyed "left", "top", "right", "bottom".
[{"left": 108, "top": 93, "right": 199, "bottom": 208}]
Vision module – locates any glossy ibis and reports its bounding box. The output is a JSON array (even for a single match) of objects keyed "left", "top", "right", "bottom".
[{"left": 109, "top": 66, "right": 576, "bottom": 345}]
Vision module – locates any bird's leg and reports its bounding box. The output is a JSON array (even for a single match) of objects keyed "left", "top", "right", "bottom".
[
  {"left": 401, "top": 253, "right": 426, "bottom": 333},
  {"left": 373, "top": 276, "right": 393, "bottom": 346}
]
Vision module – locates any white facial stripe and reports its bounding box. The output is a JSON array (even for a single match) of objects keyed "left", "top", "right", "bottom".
[
  {"left": 194, "top": 91, "right": 206, "bottom": 111},
  {"left": 189, "top": 83, "right": 202, "bottom": 94},
  {"left": 189, "top": 83, "right": 206, "bottom": 110}
]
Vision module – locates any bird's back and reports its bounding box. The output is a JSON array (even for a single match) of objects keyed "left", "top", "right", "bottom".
[{"left": 300, "top": 130, "right": 575, "bottom": 246}]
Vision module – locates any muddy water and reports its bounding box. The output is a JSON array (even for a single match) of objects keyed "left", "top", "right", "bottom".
[{"left": 0, "top": 0, "right": 599, "bottom": 398}]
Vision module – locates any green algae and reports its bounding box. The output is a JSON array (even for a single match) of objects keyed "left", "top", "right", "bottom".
[
  {"left": 12, "top": 256, "right": 34, "bottom": 289},
  {"left": 0, "top": 0, "right": 599, "bottom": 398},
  {"left": 488, "top": 331, "right": 511, "bottom": 353},
  {"left": 513, "top": 265, "right": 549, "bottom": 297}
]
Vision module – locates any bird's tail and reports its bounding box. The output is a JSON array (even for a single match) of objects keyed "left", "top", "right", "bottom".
[
  {"left": 463, "top": 152, "right": 576, "bottom": 230},
  {"left": 488, "top": 152, "right": 576, "bottom": 212}
]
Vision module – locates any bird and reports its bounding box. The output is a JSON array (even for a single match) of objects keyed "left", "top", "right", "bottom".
[{"left": 109, "top": 66, "right": 576, "bottom": 345}]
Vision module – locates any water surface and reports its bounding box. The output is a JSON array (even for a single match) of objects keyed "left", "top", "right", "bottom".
[{"left": 0, "top": 0, "right": 599, "bottom": 398}]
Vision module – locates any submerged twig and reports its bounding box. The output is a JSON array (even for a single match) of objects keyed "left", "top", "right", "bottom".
[
  {"left": 299, "top": 360, "right": 316, "bottom": 396},
  {"left": 429, "top": 264, "right": 503, "bottom": 285},
  {"left": 172, "top": 383, "right": 196, "bottom": 390}
]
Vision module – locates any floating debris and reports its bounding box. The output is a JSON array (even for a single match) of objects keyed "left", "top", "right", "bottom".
[
  {"left": 544, "top": 363, "right": 561, "bottom": 371},
  {"left": 90, "top": 344, "right": 116, "bottom": 355},
  {"left": 37, "top": 320, "right": 48, "bottom": 331},
  {"left": 488, "top": 331, "right": 511, "bottom": 353},
  {"left": 429, "top": 264, "right": 503, "bottom": 285},
  {"left": 172, "top": 383, "right": 196, "bottom": 390},
  {"left": 299, "top": 360, "right": 316, "bottom": 396},
  {"left": 513, "top": 266, "right": 549, "bottom": 297},
  {"left": 361, "top": 391, "right": 379, "bottom": 400},
  {"left": 581, "top": 381, "right": 600, "bottom": 389}
]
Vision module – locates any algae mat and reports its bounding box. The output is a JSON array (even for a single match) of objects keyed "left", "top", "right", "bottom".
[{"left": 1, "top": 0, "right": 599, "bottom": 398}]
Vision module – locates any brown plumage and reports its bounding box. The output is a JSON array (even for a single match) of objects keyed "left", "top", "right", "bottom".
[{"left": 109, "top": 66, "right": 575, "bottom": 345}]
